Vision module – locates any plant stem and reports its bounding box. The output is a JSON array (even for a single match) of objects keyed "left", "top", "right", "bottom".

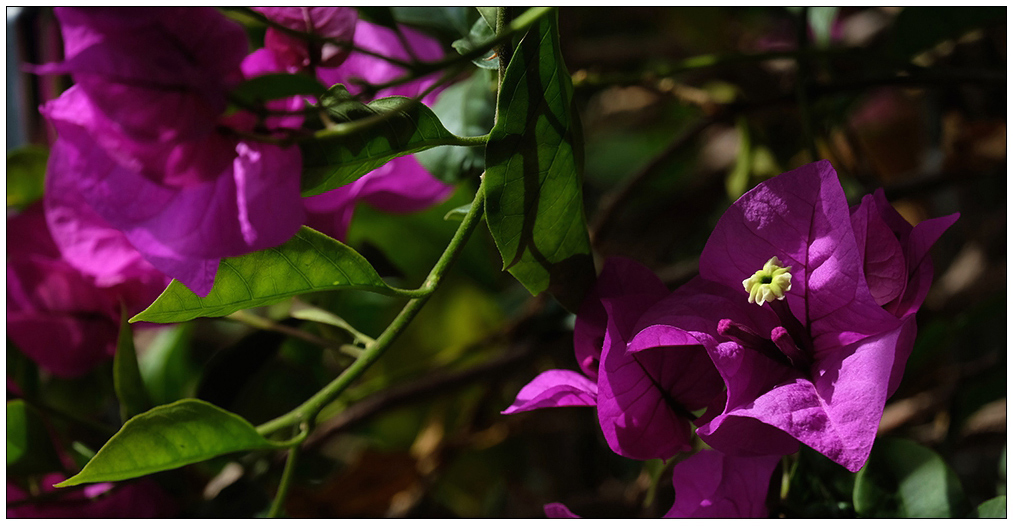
[
  {"left": 256, "top": 183, "right": 487, "bottom": 437},
  {"left": 267, "top": 444, "right": 301, "bottom": 518}
]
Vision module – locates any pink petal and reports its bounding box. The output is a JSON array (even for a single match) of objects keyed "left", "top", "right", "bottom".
[
  {"left": 256, "top": 7, "right": 358, "bottom": 70},
  {"left": 501, "top": 369, "right": 597, "bottom": 414},
  {"left": 664, "top": 449, "right": 781, "bottom": 518},
  {"left": 544, "top": 503, "right": 582, "bottom": 518}
]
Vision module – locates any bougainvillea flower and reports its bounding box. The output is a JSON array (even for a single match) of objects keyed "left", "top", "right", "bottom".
[
  {"left": 850, "top": 188, "right": 959, "bottom": 394},
  {"left": 38, "top": 7, "right": 305, "bottom": 295},
  {"left": 7, "top": 205, "right": 167, "bottom": 377},
  {"left": 505, "top": 258, "right": 725, "bottom": 461},
  {"left": 301, "top": 19, "right": 454, "bottom": 240},
  {"left": 663, "top": 449, "right": 780, "bottom": 518},
  {"left": 543, "top": 502, "right": 582, "bottom": 518},
  {"left": 7, "top": 474, "right": 176, "bottom": 518},
  {"left": 630, "top": 160, "right": 955, "bottom": 471},
  {"left": 254, "top": 7, "right": 358, "bottom": 70}
]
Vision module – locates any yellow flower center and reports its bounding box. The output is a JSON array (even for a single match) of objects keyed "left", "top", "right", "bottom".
[{"left": 742, "top": 256, "right": 792, "bottom": 306}]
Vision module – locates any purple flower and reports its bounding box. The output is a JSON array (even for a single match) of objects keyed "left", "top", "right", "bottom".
[
  {"left": 629, "top": 160, "right": 957, "bottom": 471},
  {"left": 7, "top": 474, "right": 176, "bottom": 518},
  {"left": 543, "top": 502, "right": 582, "bottom": 518},
  {"left": 303, "top": 19, "right": 453, "bottom": 240},
  {"left": 664, "top": 450, "right": 780, "bottom": 518},
  {"left": 7, "top": 205, "right": 167, "bottom": 378},
  {"left": 38, "top": 7, "right": 305, "bottom": 295},
  {"left": 254, "top": 7, "right": 358, "bottom": 71},
  {"left": 504, "top": 257, "right": 725, "bottom": 461}
]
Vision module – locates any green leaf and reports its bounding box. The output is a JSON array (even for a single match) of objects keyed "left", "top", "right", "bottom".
[
  {"left": 483, "top": 11, "right": 594, "bottom": 312},
  {"left": 452, "top": 16, "right": 500, "bottom": 70},
  {"left": 355, "top": 6, "right": 399, "bottom": 30},
  {"left": 854, "top": 437, "right": 971, "bottom": 518},
  {"left": 231, "top": 73, "right": 326, "bottom": 105},
  {"left": 443, "top": 203, "right": 472, "bottom": 222},
  {"left": 7, "top": 400, "right": 63, "bottom": 476},
  {"left": 975, "top": 496, "right": 1006, "bottom": 518},
  {"left": 416, "top": 69, "right": 496, "bottom": 184},
  {"left": 55, "top": 399, "right": 276, "bottom": 487},
  {"left": 113, "top": 306, "right": 153, "bottom": 421},
  {"left": 389, "top": 6, "right": 473, "bottom": 35},
  {"left": 139, "top": 324, "right": 199, "bottom": 406},
  {"left": 131, "top": 227, "right": 412, "bottom": 324},
  {"left": 7, "top": 146, "right": 48, "bottom": 209},
  {"left": 476, "top": 7, "right": 498, "bottom": 33},
  {"left": 300, "top": 85, "right": 462, "bottom": 197},
  {"left": 808, "top": 7, "right": 839, "bottom": 48}
]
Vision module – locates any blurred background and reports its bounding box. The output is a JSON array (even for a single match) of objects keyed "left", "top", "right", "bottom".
[{"left": 7, "top": 6, "right": 1006, "bottom": 517}]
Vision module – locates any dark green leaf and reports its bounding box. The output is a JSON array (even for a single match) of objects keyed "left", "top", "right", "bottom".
[
  {"left": 452, "top": 17, "right": 500, "bottom": 70},
  {"left": 231, "top": 73, "right": 326, "bottom": 106},
  {"left": 113, "top": 307, "right": 153, "bottom": 422},
  {"left": 7, "top": 146, "right": 48, "bottom": 209},
  {"left": 890, "top": 7, "right": 1005, "bottom": 60},
  {"left": 854, "top": 437, "right": 971, "bottom": 518},
  {"left": 7, "top": 400, "right": 64, "bottom": 476},
  {"left": 416, "top": 69, "right": 495, "bottom": 184},
  {"left": 300, "top": 85, "right": 461, "bottom": 197},
  {"left": 389, "top": 6, "right": 473, "bottom": 35},
  {"left": 355, "top": 6, "right": 399, "bottom": 30},
  {"left": 55, "top": 399, "right": 276, "bottom": 487},
  {"left": 476, "top": 7, "right": 498, "bottom": 33},
  {"left": 131, "top": 226, "right": 411, "bottom": 324},
  {"left": 138, "top": 324, "right": 199, "bottom": 406},
  {"left": 483, "top": 11, "right": 594, "bottom": 312},
  {"left": 975, "top": 496, "right": 1006, "bottom": 518}
]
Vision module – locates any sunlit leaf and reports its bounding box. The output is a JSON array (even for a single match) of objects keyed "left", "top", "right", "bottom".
[
  {"left": 6, "top": 146, "right": 48, "bottom": 209},
  {"left": 301, "top": 85, "right": 462, "bottom": 197},
  {"left": 55, "top": 399, "right": 277, "bottom": 487},
  {"left": 113, "top": 307, "right": 152, "bottom": 422},
  {"left": 854, "top": 437, "right": 971, "bottom": 518},
  {"left": 131, "top": 227, "right": 411, "bottom": 324},
  {"left": 483, "top": 10, "right": 594, "bottom": 312},
  {"left": 7, "top": 400, "right": 63, "bottom": 476}
]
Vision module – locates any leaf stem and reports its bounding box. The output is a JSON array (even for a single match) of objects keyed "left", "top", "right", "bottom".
[
  {"left": 256, "top": 183, "right": 487, "bottom": 437},
  {"left": 267, "top": 444, "right": 300, "bottom": 518},
  {"left": 225, "top": 310, "right": 358, "bottom": 358}
]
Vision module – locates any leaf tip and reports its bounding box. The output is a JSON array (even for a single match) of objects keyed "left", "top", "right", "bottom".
[{"left": 51, "top": 476, "right": 79, "bottom": 488}]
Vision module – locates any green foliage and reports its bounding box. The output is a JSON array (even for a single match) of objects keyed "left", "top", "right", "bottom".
[
  {"left": 138, "top": 324, "right": 200, "bottom": 407},
  {"left": 6, "top": 146, "right": 48, "bottom": 210},
  {"left": 452, "top": 17, "right": 500, "bottom": 70},
  {"left": 786, "top": 446, "right": 857, "bottom": 517},
  {"left": 113, "top": 309, "right": 153, "bottom": 422},
  {"left": 132, "top": 227, "right": 413, "bottom": 324},
  {"left": 301, "top": 85, "right": 466, "bottom": 197},
  {"left": 974, "top": 496, "right": 1006, "bottom": 518},
  {"left": 7, "top": 400, "right": 64, "bottom": 476},
  {"left": 55, "top": 399, "right": 276, "bottom": 487},
  {"left": 231, "top": 73, "right": 327, "bottom": 106},
  {"left": 483, "top": 11, "right": 594, "bottom": 312},
  {"left": 416, "top": 69, "right": 496, "bottom": 183},
  {"left": 853, "top": 437, "right": 971, "bottom": 518}
]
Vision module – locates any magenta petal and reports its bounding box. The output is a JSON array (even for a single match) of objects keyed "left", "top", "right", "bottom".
[
  {"left": 317, "top": 20, "right": 446, "bottom": 102},
  {"left": 8, "top": 312, "right": 117, "bottom": 378},
  {"left": 256, "top": 7, "right": 358, "bottom": 70},
  {"left": 302, "top": 156, "right": 452, "bottom": 241},
  {"left": 850, "top": 194, "right": 907, "bottom": 305},
  {"left": 544, "top": 503, "right": 582, "bottom": 518},
  {"left": 709, "top": 326, "right": 903, "bottom": 472},
  {"left": 501, "top": 369, "right": 597, "bottom": 414},
  {"left": 700, "top": 160, "right": 898, "bottom": 349},
  {"left": 574, "top": 257, "right": 669, "bottom": 378},
  {"left": 664, "top": 450, "right": 780, "bottom": 518},
  {"left": 8, "top": 474, "right": 176, "bottom": 518}
]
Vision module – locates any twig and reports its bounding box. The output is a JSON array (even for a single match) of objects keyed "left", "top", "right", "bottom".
[{"left": 589, "top": 116, "right": 720, "bottom": 245}]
